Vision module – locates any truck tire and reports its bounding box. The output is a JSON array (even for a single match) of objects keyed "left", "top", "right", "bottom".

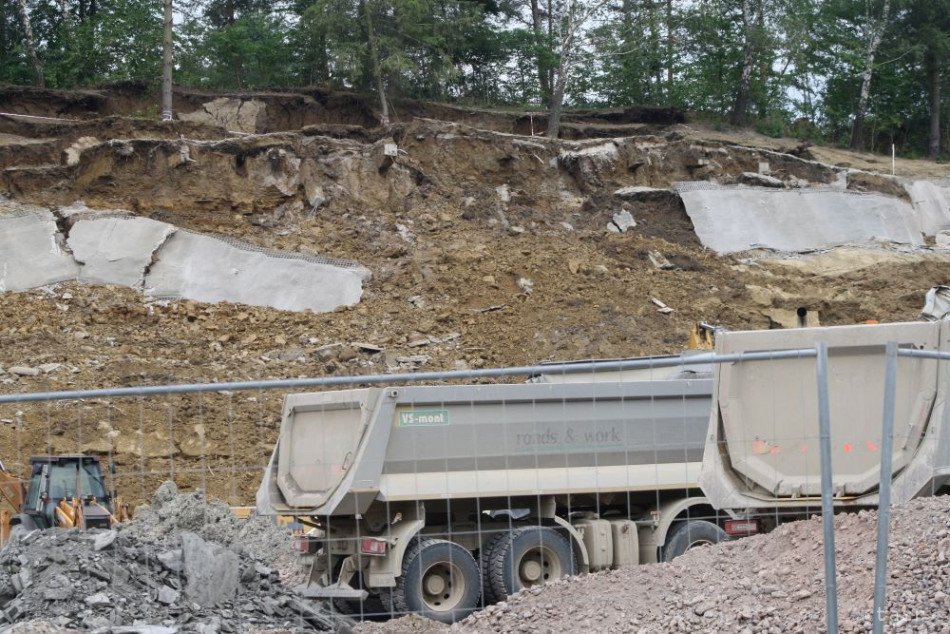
[
  {"left": 478, "top": 531, "right": 510, "bottom": 604},
  {"left": 661, "top": 520, "right": 728, "bottom": 562},
  {"left": 484, "top": 527, "right": 576, "bottom": 602},
  {"left": 388, "top": 538, "right": 481, "bottom": 624}
]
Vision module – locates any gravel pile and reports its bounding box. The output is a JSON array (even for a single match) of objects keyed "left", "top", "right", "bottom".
[
  {"left": 358, "top": 496, "right": 950, "bottom": 633},
  {"left": 452, "top": 496, "right": 950, "bottom": 633},
  {"left": 0, "top": 483, "right": 349, "bottom": 633}
]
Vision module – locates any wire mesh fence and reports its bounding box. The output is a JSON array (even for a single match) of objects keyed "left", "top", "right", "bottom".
[{"left": 0, "top": 341, "right": 946, "bottom": 630}]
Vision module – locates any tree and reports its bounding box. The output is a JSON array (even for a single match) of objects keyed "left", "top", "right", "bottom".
[
  {"left": 730, "top": 0, "right": 754, "bottom": 124},
  {"left": 16, "top": 0, "right": 43, "bottom": 87},
  {"left": 162, "top": 0, "right": 173, "bottom": 121},
  {"left": 850, "top": 0, "right": 892, "bottom": 151},
  {"left": 546, "top": 0, "right": 609, "bottom": 137}
]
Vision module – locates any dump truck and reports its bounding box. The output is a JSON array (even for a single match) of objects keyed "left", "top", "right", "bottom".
[
  {"left": 0, "top": 455, "right": 128, "bottom": 545},
  {"left": 699, "top": 319, "right": 950, "bottom": 519},
  {"left": 257, "top": 320, "right": 950, "bottom": 623},
  {"left": 257, "top": 356, "right": 724, "bottom": 622}
]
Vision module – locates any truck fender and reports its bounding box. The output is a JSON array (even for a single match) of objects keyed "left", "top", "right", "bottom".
[
  {"left": 637, "top": 496, "right": 718, "bottom": 564},
  {"left": 367, "top": 517, "right": 426, "bottom": 588},
  {"left": 552, "top": 516, "right": 590, "bottom": 573}
]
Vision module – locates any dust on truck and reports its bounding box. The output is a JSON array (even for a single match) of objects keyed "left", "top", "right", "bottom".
[{"left": 256, "top": 361, "right": 723, "bottom": 622}]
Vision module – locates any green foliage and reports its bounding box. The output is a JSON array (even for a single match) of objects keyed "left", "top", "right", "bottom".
[{"left": 0, "top": 0, "right": 946, "bottom": 158}]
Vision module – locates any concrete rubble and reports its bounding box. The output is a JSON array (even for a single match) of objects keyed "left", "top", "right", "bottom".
[
  {"left": 0, "top": 203, "right": 370, "bottom": 313},
  {"left": 0, "top": 482, "right": 349, "bottom": 633},
  {"left": 676, "top": 182, "right": 926, "bottom": 254}
]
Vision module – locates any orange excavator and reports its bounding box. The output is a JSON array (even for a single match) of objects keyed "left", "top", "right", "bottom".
[{"left": 0, "top": 455, "right": 129, "bottom": 545}]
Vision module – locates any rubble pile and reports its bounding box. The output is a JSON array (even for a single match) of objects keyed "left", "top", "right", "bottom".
[
  {"left": 0, "top": 484, "right": 345, "bottom": 633},
  {"left": 124, "top": 482, "right": 303, "bottom": 584}
]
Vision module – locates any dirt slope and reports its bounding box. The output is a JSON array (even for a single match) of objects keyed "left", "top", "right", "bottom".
[{"left": 0, "top": 86, "right": 948, "bottom": 506}]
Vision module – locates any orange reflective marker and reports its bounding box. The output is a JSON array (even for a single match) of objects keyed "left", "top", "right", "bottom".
[
  {"left": 843, "top": 443, "right": 854, "bottom": 453},
  {"left": 866, "top": 440, "right": 879, "bottom": 452}
]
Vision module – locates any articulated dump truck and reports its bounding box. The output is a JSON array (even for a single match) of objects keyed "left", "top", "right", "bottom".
[{"left": 257, "top": 321, "right": 950, "bottom": 622}]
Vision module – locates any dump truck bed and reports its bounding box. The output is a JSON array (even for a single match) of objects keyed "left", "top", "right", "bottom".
[
  {"left": 700, "top": 321, "right": 950, "bottom": 510},
  {"left": 257, "top": 374, "right": 712, "bottom": 516}
]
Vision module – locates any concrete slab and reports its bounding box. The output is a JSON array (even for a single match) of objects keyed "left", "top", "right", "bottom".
[
  {"left": 145, "top": 231, "right": 368, "bottom": 312},
  {"left": 0, "top": 208, "right": 78, "bottom": 291},
  {"left": 0, "top": 204, "right": 369, "bottom": 313},
  {"left": 68, "top": 216, "right": 175, "bottom": 287},
  {"left": 903, "top": 179, "right": 950, "bottom": 235},
  {"left": 677, "top": 182, "right": 923, "bottom": 254}
]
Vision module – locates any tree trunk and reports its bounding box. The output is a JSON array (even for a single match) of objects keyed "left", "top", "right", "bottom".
[
  {"left": 226, "top": 0, "right": 235, "bottom": 25},
  {"left": 928, "top": 51, "right": 941, "bottom": 161},
  {"left": 546, "top": 4, "right": 577, "bottom": 139},
  {"left": 361, "top": 0, "right": 390, "bottom": 128},
  {"left": 647, "top": 0, "right": 661, "bottom": 99},
  {"left": 546, "top": 0, "right": 554, "bottom": 98},
  {"left": 161, "top": 0, "right": 173, "bottom": 121},
  {"left": 730, "top": 0, "right": 753, "bottom": 125},
  {"left": 16, "top": 0, "right": 43, "bottom": 88},
  {"left": 546, "top": 49, "right": 570, "bottom": 138},
  {"left": 58, "top": 0, "right": 69, "bottom": 24},
  {"left": 666, "top": 0, "right": 674, "bottom": 94},
  {"left": 531, "top": 0, "right": 551, "bottom": 106},
  {"left": 755, "top": 0, "right": 766, "bottom": 117},
  {"left": 850, "top": 0, "right": 891, "bottom": 151}
]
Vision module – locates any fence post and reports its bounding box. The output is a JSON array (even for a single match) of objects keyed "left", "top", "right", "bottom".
[
  {"left": 872, "top": 341, "right": 898, "bottom": 633},
  {"left": 816, "top": 341, "right": 839, "bottom": 634}
]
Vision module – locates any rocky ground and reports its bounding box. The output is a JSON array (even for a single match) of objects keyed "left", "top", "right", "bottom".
[
  {"left": 0, "top": 482, "right": 344, "bottom": 633},
  {"left": 355, "top": 495, "right": 950, "bottom": 633}
]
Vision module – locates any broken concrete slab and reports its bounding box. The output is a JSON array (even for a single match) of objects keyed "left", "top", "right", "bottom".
[
  {"left": 145, "top": 231, "right": 368, "bottom": 312},
  {"left": 903, "top": 179, "right": 950, "bottom": 235},
  {"left": 178, "top": 97, "right": 266, "bottom": 134},
  {"left": 181, "top": 532, "right": 239, "bottom": 608},
  {"left": 676, "top": 182, "right": 924, "bottom": 254},
  {"left": 611, "top": 210, "right": 637, "bottom": 233},
  {"left": 67, "top": 215, "right": 175, "bottom": 287},
  {"left": 613, "top": 185, "right": 670, "bottom": 200},
  {"left": 0, "top": 207, "right": 79, "bottom": 292},
  {"left": 0, "top": 205, "right": 371, "bottom": 313},
  {"left": 739, "top": 172, "right": 785, "bottom": 188}
]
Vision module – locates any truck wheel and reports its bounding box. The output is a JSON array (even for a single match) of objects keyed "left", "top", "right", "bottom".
[
  {"left": 484, "top": 527, "right": 576, "bottom": 601},
  {"left": 389, "top": 538, "right": 481, "bottom": 623},
  {"left": 661, "top": 520, "right": 728, "bottom": 562}
]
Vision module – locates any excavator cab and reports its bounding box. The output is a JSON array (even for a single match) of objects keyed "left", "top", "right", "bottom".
[{"left": 17, "top": 456, "right": 118, "bottom": 531}]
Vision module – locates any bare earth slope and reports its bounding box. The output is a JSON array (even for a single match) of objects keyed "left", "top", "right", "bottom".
[{"left": 0, "top": 85, "right": 948, "bottom": 506}]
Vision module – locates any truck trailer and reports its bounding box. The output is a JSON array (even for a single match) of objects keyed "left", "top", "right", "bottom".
[{"left": 257, "top": 321, "right": 950, "bottom": 622}]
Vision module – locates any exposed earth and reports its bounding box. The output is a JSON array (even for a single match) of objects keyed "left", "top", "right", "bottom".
[{"left": 0, "top": 83, "right": 948, "bottom": 508}]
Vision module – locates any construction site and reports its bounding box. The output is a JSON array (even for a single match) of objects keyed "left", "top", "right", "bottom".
[{"left": 0, "top": 83, "right": 949, "bottom": 632}]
